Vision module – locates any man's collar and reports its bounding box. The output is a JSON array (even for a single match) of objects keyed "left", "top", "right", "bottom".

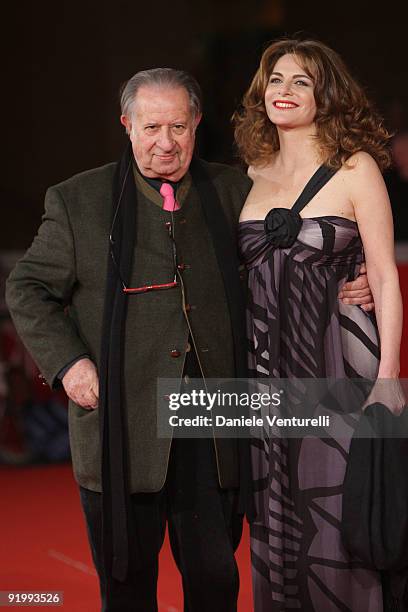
[
  {"left": 132, "top": 163, "right": 192, "bottom": 209},
  {"left": 134, "top": 163, "right": 180, "bottom": 194}
]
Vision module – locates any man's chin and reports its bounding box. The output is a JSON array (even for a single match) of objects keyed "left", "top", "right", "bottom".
[{"left": 150, "top": 162, "right": 186, "bottom": 182}]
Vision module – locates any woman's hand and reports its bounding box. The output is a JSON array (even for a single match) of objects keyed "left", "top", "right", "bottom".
[{"left": 363, "top": 377, "right": 406, "bottom": 416}]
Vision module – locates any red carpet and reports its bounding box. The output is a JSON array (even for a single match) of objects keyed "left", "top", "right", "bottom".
[{"left": 0, "top": 464, "right": 252, "bottom": 611}]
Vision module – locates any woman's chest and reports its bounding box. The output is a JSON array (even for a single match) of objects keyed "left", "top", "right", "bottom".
[{"left": 240, "top": 174, "right": 355, "bottom": 222}]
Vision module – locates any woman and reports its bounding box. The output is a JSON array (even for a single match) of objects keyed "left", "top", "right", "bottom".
[{"left": 234, "top": 39, "right": 404, "bottom": 611}]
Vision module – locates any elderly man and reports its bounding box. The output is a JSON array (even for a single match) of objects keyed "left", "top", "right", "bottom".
[{"left": 6, "top": 68, "right": 372, "bottom": 611}]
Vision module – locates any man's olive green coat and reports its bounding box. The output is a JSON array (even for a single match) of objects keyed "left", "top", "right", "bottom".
[{"left": 6, "top": 159, "right": 252, "bottom": 493}]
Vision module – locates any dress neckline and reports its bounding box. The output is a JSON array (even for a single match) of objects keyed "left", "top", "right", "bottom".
[{"left": 238, "top": 215, "right": 357, "bottom": 225}]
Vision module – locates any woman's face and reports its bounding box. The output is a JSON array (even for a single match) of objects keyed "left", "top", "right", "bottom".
[{"left": 264, "top": 54, "right": 317, "bottom": 129}]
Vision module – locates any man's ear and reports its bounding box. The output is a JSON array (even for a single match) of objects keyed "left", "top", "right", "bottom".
[
  {"left": 120, "top": 114, "right": 132, "bottom": 135},
  {"left": 194, "top": 112, "right": 203, "bottom": 131}
]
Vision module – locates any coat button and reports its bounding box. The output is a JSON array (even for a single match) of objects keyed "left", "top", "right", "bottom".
[
  {"left": 38, "top": 373, "right": 48, "bottom": 386},
  {"left": 170, "top": 349, "right": 181, "bottom": 358},
  {"left": 177, "top": 263, "right": 187, "bottom": 271},
  {"left": 186, "top": 343, "right": 191, "bottom": 352},
  {"left": 185, "top": 304, "right": 191, "bottom": 312}
]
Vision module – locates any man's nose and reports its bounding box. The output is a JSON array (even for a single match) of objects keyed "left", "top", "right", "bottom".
[{"left": 157, "top": 128, "right": 175, "bottom": 150}]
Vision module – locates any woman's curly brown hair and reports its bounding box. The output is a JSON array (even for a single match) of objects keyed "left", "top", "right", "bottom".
[{"left": 233, "top": 38, "right": 391, "bottom": 171}]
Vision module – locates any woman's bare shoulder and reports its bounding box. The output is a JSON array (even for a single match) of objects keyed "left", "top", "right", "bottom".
[
  {"left": 339, "top": 152, "right": 389, "bottom": 211},
  {"left": 341, "top": 151, "right": 382, "bottom": 183}
]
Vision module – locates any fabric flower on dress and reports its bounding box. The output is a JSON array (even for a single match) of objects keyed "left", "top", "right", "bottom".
[{"left": 264, "top": 208, "right": 303, "bottom": 248}]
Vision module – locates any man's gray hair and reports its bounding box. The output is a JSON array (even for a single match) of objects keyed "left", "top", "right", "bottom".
[{"left": 120, "top": 68, "right": 203, "bottom": 118}]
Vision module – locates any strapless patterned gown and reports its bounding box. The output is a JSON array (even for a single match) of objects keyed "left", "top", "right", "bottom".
[{"left": 238, "top": 217, "right": 383, "bottom": 611}]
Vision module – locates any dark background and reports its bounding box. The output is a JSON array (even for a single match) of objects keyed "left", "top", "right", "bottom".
[{"left": 3, "top": 0, "right": 407, "bottom": 248}]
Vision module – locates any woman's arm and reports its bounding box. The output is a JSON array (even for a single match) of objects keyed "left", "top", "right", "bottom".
[{"left": 349, "top": 151, "right": 403, "bottom": 378}]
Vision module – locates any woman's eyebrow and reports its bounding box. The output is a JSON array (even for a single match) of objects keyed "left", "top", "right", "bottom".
[{"left": 270, "top": 71, "right": 313, "bottom": 79}]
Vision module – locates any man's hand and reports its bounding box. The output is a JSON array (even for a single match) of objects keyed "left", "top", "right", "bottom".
[
  {"left": 338, "top": 263, "right": 374, "bottom": 312},
  {"left": 62, "top": 357, "right": 99, "bottom": 409}
]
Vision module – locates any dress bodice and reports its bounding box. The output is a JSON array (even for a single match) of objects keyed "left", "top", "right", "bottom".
[
  {"left": 238, "top": 216, "right": 364, "bottom": 270},
  {"left": 238, "top": 214, "right": 378, "bottom": 380}
]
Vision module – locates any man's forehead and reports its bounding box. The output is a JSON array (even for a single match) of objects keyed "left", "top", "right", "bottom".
[{"left": 132, "top": 85, "right": 191, "bottom": 116}]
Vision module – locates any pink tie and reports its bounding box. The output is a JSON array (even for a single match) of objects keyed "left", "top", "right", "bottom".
[{"left": 160, "top": 182, "right": 180, "bottom": 211}]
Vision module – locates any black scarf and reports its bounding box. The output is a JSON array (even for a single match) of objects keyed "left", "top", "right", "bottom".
[{"left": 99, "top": 143, "right": 254, "bottom": 582}]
